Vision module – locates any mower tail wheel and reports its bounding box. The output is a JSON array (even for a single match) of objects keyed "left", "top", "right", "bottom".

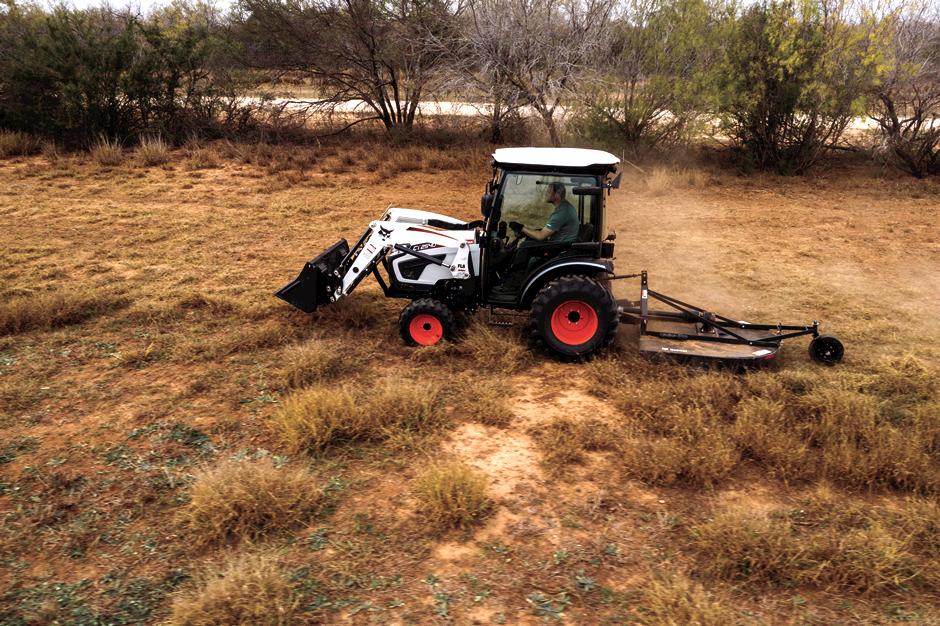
[
  {"left": 399, "top": 299, "right": 456, "bottom": 347},
  {"left": 529, "top": 275, "right": 619, "bottom": 361},
  {"left": 809, "top": 334, "right": 844, "bottom": 365}
]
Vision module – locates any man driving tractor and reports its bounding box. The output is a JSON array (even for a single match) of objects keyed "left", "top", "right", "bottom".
[{"left": 510, "top": 181, "right": 579, "bottom": 243}]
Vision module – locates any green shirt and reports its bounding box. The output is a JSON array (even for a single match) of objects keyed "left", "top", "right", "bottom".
[{"left": 544, "top": 200, "right": 579, "bottom": 243}]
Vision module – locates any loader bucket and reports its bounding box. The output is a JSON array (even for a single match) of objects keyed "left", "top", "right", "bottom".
[{"left": 275, "top": 239, "right": 350, "bottom": 313}]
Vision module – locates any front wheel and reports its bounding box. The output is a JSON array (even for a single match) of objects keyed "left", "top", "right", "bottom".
[
  {"left": 529, "top": 275, "right": 619, "bottom": 361},
  {"left": 399, "top": 299, "right": 456, "bottom": 347}
]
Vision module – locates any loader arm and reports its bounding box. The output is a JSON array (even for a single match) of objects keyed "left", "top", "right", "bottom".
[{"left": 276, "top": 218, "right": 475, "bottom": 313}]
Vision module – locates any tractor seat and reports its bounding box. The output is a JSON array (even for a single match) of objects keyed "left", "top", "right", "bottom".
[{"left": 578, "top": 223, "right": 595, "bottom": 242}]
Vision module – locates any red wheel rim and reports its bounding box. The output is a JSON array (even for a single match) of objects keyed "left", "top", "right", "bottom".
[
  {"left": 409, "top": 314, "right": 443, "bottom": 346},
  {"left": 550, "top": 300, "right": 598, "bottom": 346}
]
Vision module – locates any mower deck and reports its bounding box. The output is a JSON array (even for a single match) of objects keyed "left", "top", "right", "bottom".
[{"left": 615, "top": 271, "right": 841, "bottom": 365}]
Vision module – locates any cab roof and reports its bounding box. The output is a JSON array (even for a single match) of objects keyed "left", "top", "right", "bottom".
[{"left": 492, "top": 147, "right": 620, "bottom": 173}]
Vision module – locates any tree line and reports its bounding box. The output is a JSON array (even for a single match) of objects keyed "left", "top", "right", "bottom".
[{"left": 0, "top": 0, "right": 938, "bottom": 176}]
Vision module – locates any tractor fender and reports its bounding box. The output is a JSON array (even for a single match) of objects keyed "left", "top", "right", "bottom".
[{"left": 518, "top": 258, "right": 614, "bottom": 307}]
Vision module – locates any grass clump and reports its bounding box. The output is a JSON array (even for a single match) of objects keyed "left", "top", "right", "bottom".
[
  {"left": 465, "top": 387, "right": 514, "bottom": 427},
  {"left": 414, "top": 462, "right": 492, "bottom": 530},
  {"left": 91, "top": 136, "right": 124, "bottom": 166},
  {"left": 179, "top": 458, "right": 324, "bottom": 545},
  {"left": 532, "top": 417, "right": 617, "bottom": 469},
  {"left": 168, "top": 553, "right": 298, "bottom": 626},
  {"left": 0, "top": 130, "right": 41, "bottom": 157},
  {"left": 270, "top": 378, "right": 443, "bottom": 453},
  {"left": 636, "top": 572, "right": 738, "bottom": 625},
  {"left": 454, "top": 321, "right": 532, "bottom": 373},
  {"left": 278, "top": 339, "right": 355, "bottom": 388},
  {"left": 0, "top": 290, "right": 129, "bottom": 335},
  {"left": 136, "top": 136, "right": 171, "bottom": 166}
]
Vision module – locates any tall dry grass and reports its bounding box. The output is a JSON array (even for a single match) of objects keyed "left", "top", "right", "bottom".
[
  {"left": 414, "top": 462, "right": 492, "bottom": 530},
  {"left": 0, "top": 130, "right": 41, "bottom": 158},
  {"left": 168, "top": 553, "right": 298, "bottom": 626},
  {"left": 687, "top": 487, "right": 940, "bottom": 594},
  {"left": 586, "top": 354, "right": 940, "bottom": 493},
  {"left": 136, "top": 136, "right": 171, "bottom": 166},
  {"left": 277, "top": 338, "right": 356, "bottom": 388},
  {"left": 179, "top": 458, "right": 325, "bottom": 545},
  {"left": 0, "top": 290, "right": 129, "bottom": 335},
  {"left": 270, "top": 378, "right": 443, "bottom": 453},
  {"left": 635, "top": 573, "right": 738, "bottom": 625},
  {"left": 91, "top": 136, "right": 124, "bottom": 166}
]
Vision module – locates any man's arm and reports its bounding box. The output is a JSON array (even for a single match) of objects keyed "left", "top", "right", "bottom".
[{"left": 520, "top": 225, "right": 555, "bottom": 241}]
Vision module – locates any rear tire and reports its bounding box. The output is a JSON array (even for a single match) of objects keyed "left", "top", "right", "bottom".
[
  {"left": 529, "top": 275, "right": 619, "bottom": 361},
  {"left": 399, "top": 299, "right": 456, "bottom": 347}
]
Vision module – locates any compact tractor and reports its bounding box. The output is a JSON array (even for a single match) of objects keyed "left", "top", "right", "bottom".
[{"left": 276, "top": 147, "right": 844, "bottom": 365}]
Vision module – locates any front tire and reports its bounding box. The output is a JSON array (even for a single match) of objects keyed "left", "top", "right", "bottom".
[
  {"left": 529, "top": 275, "right": 619, "bottom": 360},
  {"left": 399, "top": 299, "right": 456, "bottom": 347}
]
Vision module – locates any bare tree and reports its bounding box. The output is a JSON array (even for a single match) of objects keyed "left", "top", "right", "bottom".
[
  {"left": 461, "top": 0, "right": 614, "bottom": 146},
  {"left": 235, "top": 0, "right": 457, "bottom": 132},
  {"left": 870, "top": 1, "right": 940, "bottom": 177}
]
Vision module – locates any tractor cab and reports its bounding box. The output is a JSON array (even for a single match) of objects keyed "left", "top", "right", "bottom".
[{"left": 480, "top": 148, "right": 621, "bottom": 307}]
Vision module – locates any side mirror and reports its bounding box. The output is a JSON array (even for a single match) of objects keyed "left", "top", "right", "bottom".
[{"left": 481, "top": 193, "right": 493, "bottom": 217}]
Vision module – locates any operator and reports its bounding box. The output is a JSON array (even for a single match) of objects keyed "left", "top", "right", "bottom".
[
  {"left": 492, "top": 181, "right": 579, "bottom": 295},
  {"left": 509, "top": 182, "right": 579, "bottom": 244}
]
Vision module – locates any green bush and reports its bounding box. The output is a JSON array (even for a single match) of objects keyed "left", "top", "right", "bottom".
[{"left": 717, "top": 0, "right": 884, "bottom": 174}]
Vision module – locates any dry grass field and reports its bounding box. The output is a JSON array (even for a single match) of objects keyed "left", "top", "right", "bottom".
[{"left": 1, "top": 138, "right": 939, "bottom": 624}]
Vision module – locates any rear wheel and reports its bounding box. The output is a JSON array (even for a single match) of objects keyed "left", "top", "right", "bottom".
[
  {"left": 529, "top": 275, "right": 619, "bottom": 360},
  {"left": 399, "top": 299, "right": 456, "bottom": 347}
]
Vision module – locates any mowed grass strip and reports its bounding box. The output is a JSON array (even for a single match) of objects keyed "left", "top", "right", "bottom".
[
  {"left": 168, "top": 553, "right": 298, "bottom": 626},
  {"left": 414, "top": 462, "right": 492, "bottom": 530},
  {"left": 270, "top": 378, "right": 443, "bottom": 453},
  {"left": 179, "top": 458, "right": 325, "bottom": 546},
  {"left": 0, "top": 289, "right": 129, "bottom": 335}
]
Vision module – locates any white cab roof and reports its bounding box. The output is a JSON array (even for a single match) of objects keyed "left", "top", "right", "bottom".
[{"left": 492, "top": 147, "right": 620, "bottom": 169}]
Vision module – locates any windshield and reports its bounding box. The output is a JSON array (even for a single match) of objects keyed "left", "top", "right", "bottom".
[{"left": 498, "top": 172, "right": 598, "bottom": 243}]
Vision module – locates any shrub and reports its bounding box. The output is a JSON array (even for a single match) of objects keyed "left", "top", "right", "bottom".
[
  {"left": 91, "top": 136, "right": 124, "bottom": 166},
  {"left": 717, "top": 0, "right": 881, "bottom": 174},
  {"left": 0, "top": 289, "right": 129, "bottom": 335},
  {"left": 136, "top": 136, "right": 170, "bottom": 166},
  {"left": 575, "top": 0, "right": 721, "bottom": 156},
  {"left": 0, "top": 130, "right": 40, "bottom": 158},
  {"left": 179, "top": 458, "right": 324, "bottom": 545},
  {"left": 168, "top": 554, "right": 298, "bottom": 626},
  {"left": 414, "top": 463, "right": 492, "bottom": 530}
]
